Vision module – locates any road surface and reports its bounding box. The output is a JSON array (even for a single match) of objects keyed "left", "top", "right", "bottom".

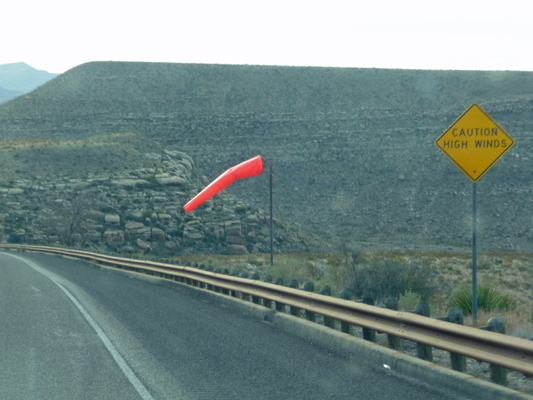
[{"left": 0, "top": 251, "right": 469, "bottom": 400}]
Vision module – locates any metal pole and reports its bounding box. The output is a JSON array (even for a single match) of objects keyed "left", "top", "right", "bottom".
[
  {"left": 472, "top": 181, "right": 478, "bottom": 327},
  {"left": 270, "top": 159, "right": 273, "bottom": 266}
]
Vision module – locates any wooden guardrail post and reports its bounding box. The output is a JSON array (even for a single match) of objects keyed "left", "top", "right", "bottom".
[
  {"left": 320, "top": 286, "right": 335, "bottom": 329},
  {"left": 362, "top": 293, "right": 376, "bottom": 342},
  {"left": 251, "top": 272, "right": 261, "bottom": 304},
  {"left": 197, "top": 264, "right": 206, "bottom": 288},
  {"left": 213, "top": 268, "right": 222, "bottom": 292},
  {"left": 339, "top": 289, "right": 353, "bottom": 335},
  {"left": 230, "top": 270, "right": 239, "bottom": 297},
  {"left": 205, "top": 265, "right": 214, "bottom": 290},
  {"left": 274, "top": 278, "right": 285, "bottom": 312},
  {"left": 240, "top": 272, "right": 251, "bottom": 301},
  {"left": 303, "top": 282, "right": 316, "bottom": 321},
  {"left": 221, "top": 269, "right": 230, "bottom": 295},
  {"left": 185, "top": 263, "right": 193, "bottom": 285},
  {"left": 385, "top": 297, "right": 402, "bottom": 351},
  {"left": 414, "top": 302, "right": 433, "bottom": 361},
  {"left": 289, "top": 280, "right": 301, "bottom": 317},
  {"left": 263, "top": 275, "right": 273, "bottom": 309},
  {"left": 481, "top": 317, "right": 507, "bottom": 385},
  {"left": 444, "top": 307, "right": 466, "bottom": 373}
]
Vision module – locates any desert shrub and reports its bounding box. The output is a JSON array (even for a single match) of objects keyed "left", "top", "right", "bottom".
[
  {"left": 7, "top": 232, "right": 23, "bottom": 244},
  {"left": 348, "top": 259, "right": 436, "bottom": 303},
  {"left": 448, "top": 284, "right": 517, "bottom": 315},
  {"left": 398, "top": 289, "right": 422, "bottom": 311},
  {"left": 235, "top": 206, "right": 247, "bottom": 214}
]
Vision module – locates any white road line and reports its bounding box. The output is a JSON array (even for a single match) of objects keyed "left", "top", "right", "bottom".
[{"left": 5, "top": 253, "right": 155, "bottom": 400}]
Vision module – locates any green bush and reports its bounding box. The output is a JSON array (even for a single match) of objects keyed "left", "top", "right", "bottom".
[
  {"left": 448, "top": 284, "right": 517, "bottom": 315},
  {"left": 398, "top": 289, "right": 422, "bottom": 311},
  {"left": 348, "top": 259, "right": 437, "bottom": 303},
  {"left": 7, "top": 232, "right": 23, "bottom": 244}
]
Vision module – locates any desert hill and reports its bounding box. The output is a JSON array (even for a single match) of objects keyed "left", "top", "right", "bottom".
[
  {"left": 0, "top": 86, "right": 22, "bottom": 104},
  {"left": 0, "top": 62, "right": 532, "bottom": 251},
  {"left": 0, "top": 132, "right": 327, "bottom": 255}
]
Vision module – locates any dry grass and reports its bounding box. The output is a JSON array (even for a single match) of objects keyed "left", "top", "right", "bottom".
[{"left": 0, "top": 132, "right": 140, "bottom": 151}]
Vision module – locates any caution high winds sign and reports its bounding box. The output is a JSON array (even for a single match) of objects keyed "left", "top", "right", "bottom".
[{"left": 435, "top": 103, "right": 515, "bottom": 182}]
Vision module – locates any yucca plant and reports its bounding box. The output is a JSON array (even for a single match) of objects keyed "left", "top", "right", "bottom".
[{"left": 448, "top": 283, "right": 517, "bottom": 315}]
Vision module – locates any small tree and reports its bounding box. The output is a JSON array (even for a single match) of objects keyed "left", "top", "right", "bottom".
[{"left": 42, "top": 194, "right": 92, "bottom": 246}]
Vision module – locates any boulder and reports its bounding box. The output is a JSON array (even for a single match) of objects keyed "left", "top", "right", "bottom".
[
  {"left": 225, "top": 220, "right": 242, "bottom": 237},
  {"left": 125, "top": 221, "right": 144, "bottom": 230},
  {"left": 155, "top": 174, "right": 187, "bottom": 186},
  {"left": 124, "top": 223, "right": 151, "bottom": 240},
  {"left": 159, "top": 213, "right": 171, "bottom": 222},
  {"left": 111, "top": 179, "right": 150, "bottom": 188},
  {"left": 183, "top": 228, "right": 204, "bottom": 241},
  {"left": 103, "top": 230, "right": 124, "bottom": 243},
  {"left": 226, "top": 236, "right": 244, "bottom": 245},
  {"left": 164, "top": 241, "right": 178, "bottom": 249},
  {"left": 136, "top": 238, "right": 151, "bottom": 251},
  {"left": 87, "top": 230, "right": 102, "bottom": 242},
  {"left": 122, "top": 245, "right": 135, "bottom": 253},
  {"left": 105, "top": 214, "right": 120, "bottom": 225},
  {"left": 151, "top": 228, "right": 166, "bottom": 242},
  {"left": 229, "top": 244, "right": 249, "bottom": 255}
]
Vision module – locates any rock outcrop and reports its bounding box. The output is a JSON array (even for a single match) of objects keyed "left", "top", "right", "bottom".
[{"left": 0, "top": 133, "right": 329, "bottom": 255}]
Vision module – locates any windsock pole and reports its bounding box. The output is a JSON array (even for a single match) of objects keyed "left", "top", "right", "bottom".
[{"left": 270, "top": 159, "right": 274, "bottom": 266}]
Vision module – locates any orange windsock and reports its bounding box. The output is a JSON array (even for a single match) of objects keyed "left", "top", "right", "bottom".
[{"left": 184, "top": 156, "right": 263, "bottom": 213}]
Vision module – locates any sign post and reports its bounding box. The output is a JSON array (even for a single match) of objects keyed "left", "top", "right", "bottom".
[{"left": 435, "top": 103, "right": 514, "bottom": 327}]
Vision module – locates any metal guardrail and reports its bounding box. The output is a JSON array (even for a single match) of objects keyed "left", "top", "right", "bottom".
[{"left": 3, "top": 244, "right": 533, "bottom": 378}]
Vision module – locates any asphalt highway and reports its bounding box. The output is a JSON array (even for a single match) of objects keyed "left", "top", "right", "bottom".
[{"left": 0, "top": 251, "right": 469, "bottom": 400}]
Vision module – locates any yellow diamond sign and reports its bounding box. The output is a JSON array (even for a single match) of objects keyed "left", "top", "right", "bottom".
[{"left": 435, "top": 103, "right": 515, "bottom": 182}]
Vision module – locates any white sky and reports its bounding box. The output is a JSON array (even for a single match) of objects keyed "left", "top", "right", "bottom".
[{"left": 2, "top": 0, "right": 532, "bottom": 73}]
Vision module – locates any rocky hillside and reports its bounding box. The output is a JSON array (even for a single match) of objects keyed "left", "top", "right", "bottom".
[
  {"left": 0, "top": 133, "right": 329, "bottom": 255},
  {"left": 1, "top": 62, "right": 533, "bottom": 251}
]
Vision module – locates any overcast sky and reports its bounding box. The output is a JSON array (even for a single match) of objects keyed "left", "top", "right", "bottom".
[{"left": 2, "top": 0, "right": 532, "bottom": 73}]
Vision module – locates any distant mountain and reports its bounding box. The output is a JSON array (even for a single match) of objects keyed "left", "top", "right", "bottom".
[
  {"left": 0, "top": 86, "right": 22, "bottom": 104},
  {"left": 1, "top": 61, "right": 533, "bottom": 252},
  {"left": 0, "top": 62, "right": 59, "bottom": 94}
]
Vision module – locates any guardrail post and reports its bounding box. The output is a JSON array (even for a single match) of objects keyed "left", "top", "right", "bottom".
[
  {"left": 251, "top": 272, "right": 261, "bottom": 304},
  {"left": 240, "top": 272, "right": 251, "bottom": 301},
  {"left": 414, "top": 302, "right": 433, "bottom": 361},
  {"left": 196, "top": 264, "right": 206, "bottom": 288},
  {"left": 385, "top": 297, "right": 402, "bottom": 351},
  {"left": 221, "top": 269, "right": 230, "bottom": 295},
  {"left": 213, "top": 268, "right": 222, "bottom": 292},
  {"left": 303, "top": 282, "right": 316, "bottom": 321},
  {"left": 263, "top": 275, "right": 273, "bottom": 309},
  {"left": 339, "top": 289, "right": 353, "bottom": 334},
  {"left": 289, "top": 280, "right": 301, "bottom": 317},
  {"left": 230, "top": 270, "right": 239, "bottom": 297},
  {"left": 274, "top": 278, "right": 285, "bottom": 312},
  {"left": 206, "top": 265, "right": 214, "bottom": 291},
  {"left": 362, "top": 293, "right": 376, "bottom": 342},
  {"left": 446, "top": 307, "right": 466, "bottom": 373},
  {"left": 480, "top": 317, "right": 507, "bottom": 385},
  {"left": 320, "top": 286, "right": 335, "bottom": 329}
]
